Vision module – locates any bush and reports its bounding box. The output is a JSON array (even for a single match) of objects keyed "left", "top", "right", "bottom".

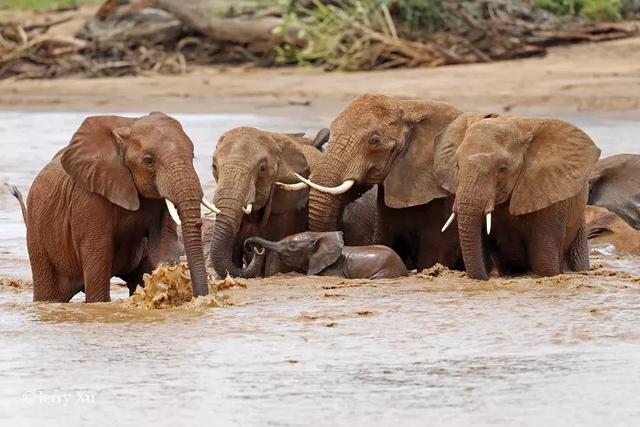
[{"left": 534, "top": 0, "right": 627, "bottom": 21}]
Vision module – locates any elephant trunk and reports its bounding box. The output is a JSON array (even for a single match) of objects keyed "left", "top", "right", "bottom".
[
  {"left": 308, "top": 156, "right": 349, "bottom": 231},
  {"left": 210, "top": 185, "right": 262, "bottom": 278},
  {"left": 457, "top": 203, "right": 488, "bottom": 280},
  {"left": 455, "top": 173, "right": 494, "bottom": 281},
  {"left": 244, "top": 236, "right": 281, "bottom": 253},
  {"left": 161, "top": 167, "right": 209, "bottom": 296}
]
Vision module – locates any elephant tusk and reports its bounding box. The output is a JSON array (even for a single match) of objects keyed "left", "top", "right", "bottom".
[
  {"left": 275, "top": 181, "right": 308, "bottom": 191},
  {"left": 165, "top": 199, "right": 181, "bottom": 226},
  {"left": 441, "top": 212, "right": 455, "bottom": 232},
  {"left": 294, "top": 173, "right": 355, "bottom": 195},
  {"left": 254, "top": 247, "right": 265, "bottom": 256},
  {"left": 242, "top": 203, "right": 253, "bottom": 215},
  {"left": 486, "top": 212, "right": 492, "bottom": 235},
  {"left": 201, "top": 197, "right": 221, "bottom": 214}
]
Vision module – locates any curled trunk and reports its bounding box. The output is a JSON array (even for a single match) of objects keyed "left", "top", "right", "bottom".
[{"left": 210, "top": 187, "right": 263, "bottom": 278}]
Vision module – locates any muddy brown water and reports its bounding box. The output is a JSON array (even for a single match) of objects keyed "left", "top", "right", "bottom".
[{"left": 1, "top": 112, "right": 639, "bottom": 426}]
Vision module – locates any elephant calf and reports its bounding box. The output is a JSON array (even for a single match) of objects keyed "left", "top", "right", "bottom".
[{"left": 245, "top": 231, "right": 408, "bottom": 279}]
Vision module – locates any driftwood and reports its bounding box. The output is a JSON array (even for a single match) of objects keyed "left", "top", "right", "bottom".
[{"left": 0, "top": 0, "right": 637, "bottom": 79}]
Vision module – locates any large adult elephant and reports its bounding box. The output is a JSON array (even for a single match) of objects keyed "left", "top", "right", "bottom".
[
  {"left": 433, "top": 112, "right": 601, "bottom": 280},
  {"left": 588, "top": 154, "right": 640, "bottom": 230},
  {"left": 23, "top": 113, "right": 212, "bottom": 302},
  {"left": 297, "top": 95, "right": 463, "bottom": 270},
  {"left": 210, "top": 127, "right": 376, "bottom": 278}
]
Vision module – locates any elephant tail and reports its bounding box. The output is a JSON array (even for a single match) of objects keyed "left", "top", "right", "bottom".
[{"left": 6, "top": 184, "right": 27, "bottom": 225}]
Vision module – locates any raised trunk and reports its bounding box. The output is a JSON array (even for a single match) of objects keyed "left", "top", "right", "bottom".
[
  {"left": 210, "top": 186, "right": 263, "bottom": 278},
  {"left": 244, "top": 236, "right": 282, "bottom": 252}
]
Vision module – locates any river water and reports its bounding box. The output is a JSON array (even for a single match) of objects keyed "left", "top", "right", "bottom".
[{"left": 0, "top": 111, "right": 639, "bottom": 426}]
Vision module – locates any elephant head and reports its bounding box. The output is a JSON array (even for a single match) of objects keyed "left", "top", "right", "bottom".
[
  {"left": 298, "top": 94, "right": 462, "bottom": 231},
  {"left": 245, "top": 231, "right": 344, "bottom": 275},
  {"left": 60, "top": 112, "right": 211, "bottom": 296},
  {"left": 210, "top": 127, "right": 318, "bottom": 278},
  {"left": 588, "top": 154, "right": 640, "bottom": 230},
  {"left": 433, "top": 113, "right": 601, "bottom": 280}
]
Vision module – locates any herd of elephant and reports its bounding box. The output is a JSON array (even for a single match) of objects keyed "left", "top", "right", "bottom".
[{"left": 8, "top": 95, "right": 640, "bottom": 303}]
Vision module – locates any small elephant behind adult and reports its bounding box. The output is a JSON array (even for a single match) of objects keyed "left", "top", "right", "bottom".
[
  {"left": 245, "top": 231, "right": 408, "bottom": 279},
  {"left": 588, "top": 154, "right": 640, "bottom": 230},
  {"left": 586, "top": 205, "right": 640, "bottom": 255}
]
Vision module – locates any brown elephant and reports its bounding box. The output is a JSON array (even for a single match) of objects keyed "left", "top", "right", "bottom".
[
  {"left": 434, "top": 112, "right": 601, "bottom": 280},
  {"left": 586, "top": 205, "right": 640, "bottom": 255},
  {"left": 209, "top": 127, "right": 377, "bottom": 278},
  {"left": 588, "top": 154, "right": 640, "bottom": 230},
  {"left": 245, "top": 231, "right": 408, "bottom": 279},
  {"left": 296, "top": 95, "right": 463, "bottom": 270},
  {"left": 22, "top": 113, "right": 212, "bottom": 302}
]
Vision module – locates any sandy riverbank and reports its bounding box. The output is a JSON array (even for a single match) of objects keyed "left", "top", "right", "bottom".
[{"left": 0, "top": 35, "right": 639, "bottom": 117}]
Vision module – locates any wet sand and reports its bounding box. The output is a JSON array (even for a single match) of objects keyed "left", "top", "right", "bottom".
[{"left": 1, "top": 111, "right": 640, "bottom": 425}]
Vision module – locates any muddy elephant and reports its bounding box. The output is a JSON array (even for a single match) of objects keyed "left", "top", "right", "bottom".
[
  {"left": 295, "top": 95, "right": 463, "bottom": 270},
  {"left": 22, "top": 113, "right": 212, "bottom": 302},
  {"left": 586, "top": 205, "right": 640, "bottom": 255},
  {"left": 588, "top": 154, "right": 640, "bottom": 230},
  {"left": 210, "top": 127, "right": 376, "bottom": 278},
  {"left": 434, "top": 112, "right": 601, "bottom": 280},
  {"left": 245, "top": 231, "right": 408, "bottom": 279}
]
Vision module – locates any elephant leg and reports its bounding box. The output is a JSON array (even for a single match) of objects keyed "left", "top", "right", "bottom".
[
  {"left": 76, "top": 229, "right": 114, "bottom": 303},
  {"left": 31, "top": 249, "right": 73, "bottom": 302},
  {"left": 567, "top": 225, "right": 590, "bottom": 272},
  {"left": 527, "top": 225, "right": 565, "bottom": 277}
]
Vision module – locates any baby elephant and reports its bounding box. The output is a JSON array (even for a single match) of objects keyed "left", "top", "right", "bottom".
[{"left": 245, "top": 231, "right": 407, "bottom": 279}]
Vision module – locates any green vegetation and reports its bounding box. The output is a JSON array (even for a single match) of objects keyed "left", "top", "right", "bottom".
[
  {"left": 0, "top": 0, "right": 99, "bottom": 11},
  {"left": 534, "top": 0, "right": 630, "bottom": 21}
]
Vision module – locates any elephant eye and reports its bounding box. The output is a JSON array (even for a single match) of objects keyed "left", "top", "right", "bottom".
[
  {"left": 259, "top": 160, "right": 268, "bottom": 174},
  {"left": 370, "top": 135, "right": 381, "bottom": 145},
  {"left": 498, "top": 165, "right": 508, "bottom": 173},
  {"left": 142, "top": 154, "right": 154, "bottom": 166}
]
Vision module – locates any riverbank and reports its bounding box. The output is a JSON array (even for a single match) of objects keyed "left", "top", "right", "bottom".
[{"left": 1, "top": 35, "right": 639, "bottom": 117}]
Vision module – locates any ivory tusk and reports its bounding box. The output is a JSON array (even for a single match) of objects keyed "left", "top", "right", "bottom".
[
  {"left": 441, "top": 212, "right": 455, "bottom": 232},
  {"left": 486, "top": 212, "right": 492, "bottom": 235},
  {"left": 254, "top": 247, "right": 265, "bottom": 256},
  {"left": 165, "top": 199, "right": 181, "bottom": 226},
  {"left": 294, "top": 173, "right": 355, "bottom": 195},
  {"left": 275, "top": 181, "right": 308, "bottom": 191},
  {"left": 242, "top": 203, "right": 252, "bottom": 215},
  {"left": 201, "top": 197, "right": 221, "bottom": 214}
]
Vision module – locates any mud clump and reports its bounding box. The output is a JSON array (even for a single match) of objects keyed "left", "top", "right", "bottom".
[
  {"left": 0, "top": 277, "right": 32, "bottom": 289},
  {"left": 417, "top": 264, "right": 467, "bottom": 279},
  {"left": 126, "top": 263, "right": 240, "bottom": 310}
]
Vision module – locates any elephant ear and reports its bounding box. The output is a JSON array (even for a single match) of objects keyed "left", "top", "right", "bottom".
[
  {"left": 433, "top": 112, "right": 500, "bottom": 193},
  {"left": 308, "top": 231, "right": 344, "bottom": 275},
  {"left": 383, "top": 100, "right": 462, "bottom": 208},
  {"left": 60, "top": 115, "right": 140, "bottom": 211},
  {"left": 509, "top": 118, "right": 601, "bottom": 215},
  {"left": 269, "top": 132, "right": 312, "bottom": 214}
]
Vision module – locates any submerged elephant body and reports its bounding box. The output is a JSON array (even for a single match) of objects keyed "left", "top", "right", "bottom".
[
  {"left": 23, "top": 113, "right": 209, "bottom": 302},
  {"left": 301, "top": 95, "right": 463, "bottom": 271},
  {"left": 434, "top": 113, "right": 600, "bottom": 279},
  {"left": 586, "top": 205, "right": 640, "bottom": 255},
  {"left": 588, "top": 154, "right": 640, "bottom": 230},
  {"left": 246, "top": 232, "right": 408, "bottom": 279}
]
